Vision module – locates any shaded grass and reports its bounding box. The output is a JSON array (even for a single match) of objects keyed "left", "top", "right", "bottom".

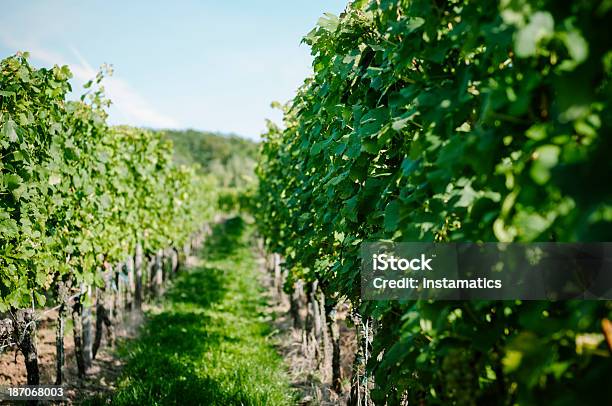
[{"left": 95, "top": 217, "right": 295, "bottom": 405}]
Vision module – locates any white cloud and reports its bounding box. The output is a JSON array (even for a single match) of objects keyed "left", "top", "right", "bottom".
[
  {"left": 69, "top": 47, "right": 179, "bottom": 128},
  {"left": 0, "top": 34, "right": 179, "bottom": 128}
]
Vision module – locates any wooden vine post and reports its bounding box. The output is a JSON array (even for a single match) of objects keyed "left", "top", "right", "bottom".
[
  {"left": 348, "top": 313, "right": 373, "bottom": 406},
  {"left": 82, "top": 285, "right": 93, "bottom": 369},
  {"left": 273, "top": 253, "right": 282, "bottom": 299},
  {"left": 93, "top": 266, "right": 115, "bottom": 359},
  {"left": 289, "top": 280, "right": 304, "bottom": 330},
  {"left": 171, "top": 247, "right": 180, "bottom": 274},
  {"left": 316, "top": 287, "right": 330, "bottom": 381},
  {"left": 55, "top": 282, "right": 69, "bottom": 385},
  {"left": 13, "top": 309, "right": 40, "bottom": 385},
  {"left": 113, "top": 263, "right": 122, "bottom": 319},
  {"left": 134, "top": 242, "right": 144, "bottom": 310},
  {"left": 71, "top": 295, "right": 86, "bottom": 378},
  {"left": 146, "top": 257, "right": 155, "bottom": 300},
  {"left": 154, "top": 249, "right": 164, "bottom": 296},
  {"left": 309, "top": 281, "right": 323, "bottom": 363},
  {"left": 126, "top": 256, "right": 136, "bottom": 310},
  {"left": 326, "top": 304, "right": 342, "bottom": 393}
]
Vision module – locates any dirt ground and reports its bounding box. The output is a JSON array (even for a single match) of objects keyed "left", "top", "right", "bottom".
[
  {"left": 267, "top": 299, "right": 357, "bottom": 405},
  {"left": 0, "top": 254, "right": 205, "bottom": 405},
  {"left": 0, "top": 308, "right": 141, "bottom": 404},
  {"left": 257, "top": 254, "right": 357, "bottom": 406}
]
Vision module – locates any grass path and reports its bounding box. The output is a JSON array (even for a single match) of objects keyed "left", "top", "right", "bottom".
[{"left": 100, "top": 217, "right": 295, "bottom": 405}]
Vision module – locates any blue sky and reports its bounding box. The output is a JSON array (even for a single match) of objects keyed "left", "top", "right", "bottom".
[{"left": 0, "top": 0, "right": 347, "bottom": 140}]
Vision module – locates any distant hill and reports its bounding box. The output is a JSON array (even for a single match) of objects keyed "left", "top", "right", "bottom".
[{"left": 163, "top": 129, "right": 258, "bottom": 188}]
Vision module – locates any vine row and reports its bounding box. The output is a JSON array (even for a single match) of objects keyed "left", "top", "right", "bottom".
[
  {"left": 0, "top": 54, "right": 216, "bottom": 385},
  {"left": 255, "top": 1, "right": 612, "bottom": 404}
]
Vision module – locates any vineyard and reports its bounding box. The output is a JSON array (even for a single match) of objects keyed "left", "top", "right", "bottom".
[
  {"left": 0, "top": 54, "right": 215, "bottom": 391},
  {"left": 1, "top": 0, "right": 611, "bottom": 405}
]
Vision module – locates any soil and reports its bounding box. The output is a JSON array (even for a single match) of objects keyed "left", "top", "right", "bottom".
[
  {"left": 0, "top": 308, "right": 141, "bottom": 404},
  {"left": 256, "top": 253, "right": 357, "bottom": 406},
  {"left": 0, "top": 254, "right": 204, "bottom": 405}
]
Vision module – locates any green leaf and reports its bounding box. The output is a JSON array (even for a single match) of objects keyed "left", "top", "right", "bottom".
[
  {"left": 559, "top": 29, "right": 589, "bottom": 70},
  {"left": 404, "top": 17, "right": 425, "bottom": 33},
  {"left": 384, "top": 200, "right": 400, "bottom": 232},
  {"left": 317, "top": 13, "right": 339, "bottom": 32},
  {"left": 48, "top": 174, "right": 62, "bottom": 185},
  {"left": 525, "top": 124, "right": 547, "bottom": 141},
  {"left": 530, "top": 145, "right": 560, "bottom": 184},
  {"left": 392, "top": 117, "right": 410, "bottom": 132},
  {"left": 515, "top": 12, "right": 554, "bottom": 57},
  {"left": 1, "top": 119, "right": 19, "bottom": 142},
  {"left": 34, "top": 291, "right": 46, "bottom": 307},
  {"left": 361, "top": 139, "right": 379, "bottom": 154},
  {"left": 3, "top": 173, "right": 23, "bottom": 190},
  {"left": 401, "top": 158, "right": 419, "bottom": 177}
]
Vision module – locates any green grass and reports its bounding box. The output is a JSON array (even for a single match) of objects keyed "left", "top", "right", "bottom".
[{"left": 97, "top": 217, "right": 295, "bottom": 405}]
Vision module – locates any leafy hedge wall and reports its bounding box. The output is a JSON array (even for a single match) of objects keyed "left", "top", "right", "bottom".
[
  {"left": 0, "top": 54, "right": 215, "bottom": 311},
  {"left": 256, "top": 0, "right": 611, "bottom": 404}
]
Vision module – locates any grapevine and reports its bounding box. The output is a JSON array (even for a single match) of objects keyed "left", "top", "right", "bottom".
[
  {"left": 255, "top": 1, "right": 612, "bottom": 404},
  {"left": 0, "top": 53, "right": 216, "bottom": 383}
]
